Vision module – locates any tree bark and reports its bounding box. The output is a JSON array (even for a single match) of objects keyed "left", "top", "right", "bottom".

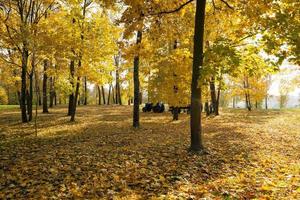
[
  {"left": 42, "top": 60, "right": 49, "bottom": 113},
  {"left": 205, "top": 102, "right": 209, "bottom": 117},
  {"left": 43, "top": 60, "right": 49, "bottom": 113},
  {"left": 265, "top": 95, "right": 268, "bottom": 109},
  {"left": 209, "top": 76, "right": 217, "bottom": 115},
  {"left": 216, "top": 85, "right": 221, "bottom": 115},
  {"left": 244, "top": 76, "right": 252, "bottom": 111},
  {"left": 27, "top": 55, "right": 35, "bottom": 121},
  {"left": 20, "top": 49, "right": 29, "bottom": 122},
  {"left": 27, "top": 72, "right": 33, "bottom": 121},
  {"left": 101, "top": 86, "right": 106, "bottom": 105},
  {"left": 37, "top": 85, "right": 42, "bottom": 106},
  {"left": 97, "top": 85, "right": 102, "bottom": 105},
  {"left": 68, "top": 60, "right": 75, "bottom": 116},
  {"left": 116, "top": 69, "right": 122, "bottom": 105},
  {"left": 107, "top": 84, "right": 112, "bottom": 105},
  {"left": 112, "top": 86, "right": 116, "bottom": 104},
  {"left": 133, "top": 30, "right": 142, "bottom": 128},
  {"left": 190, "top": 0, "right": 206, "bottom": 152},
  {"left": 49, "top": 76, "right": 54, "bottom": 108},
  {"left": 173, "top": 40, "right": 179, "bottom": 121},
  {"left": 84, "top": 76, "right": 87, "bottom": 105},
  {"left": 70, "top": 60, "right": 81, "bottom": 122}
]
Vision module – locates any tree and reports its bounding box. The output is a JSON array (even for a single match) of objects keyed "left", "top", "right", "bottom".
[{"left": 0, "top": 0, "right": 56, "bottom": 122}]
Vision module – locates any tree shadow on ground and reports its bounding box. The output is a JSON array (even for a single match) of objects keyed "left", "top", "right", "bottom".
[{"left": 0, "top": 106, "right": 294, "bottom": 199}]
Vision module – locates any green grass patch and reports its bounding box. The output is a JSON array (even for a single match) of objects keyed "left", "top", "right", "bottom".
[{"left": 0, "top": 105, "right": 19, "bottom": 110}]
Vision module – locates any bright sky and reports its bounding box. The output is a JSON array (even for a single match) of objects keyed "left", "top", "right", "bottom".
[{"left": 269, "top": 61, "right": 300, "bottom": 96}]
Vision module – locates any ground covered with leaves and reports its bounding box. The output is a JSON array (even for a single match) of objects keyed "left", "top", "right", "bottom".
[{"left": 0, "top": 106, "right": 299, "bottom": 199}]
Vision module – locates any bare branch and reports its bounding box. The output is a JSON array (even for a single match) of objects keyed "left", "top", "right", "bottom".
[
  {"left": 149, "top": 0, "right": 195, "bottom": 16},
  {"left": 220, "top": 0, "right": 234, "bottom": 10}
]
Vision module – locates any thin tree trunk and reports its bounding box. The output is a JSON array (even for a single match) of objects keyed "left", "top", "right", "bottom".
[
  {"left": 112, "top": 86, "right": 116, "bottom": 104},
  {"left": 244, "top": 76, "right": 252, "bottom": 111},
  {"left": 209, "top": 77, "right": 217, "bottom": 115},
  {"left": 54, "top": 90, "right": 57, "bottom": 105},
  {"left": 84, "top": 76, "right": 87, "bottom": 105},
  {"left": 216, "top": 85, "right": 221, "bottom": 115},
  {"left": 70, "top": 59, "right": 81, "bottom": 122},
  {"left": 20, "top": 49, "right": 29, "bottom": 122},
  {"left": 27, "top": 54, "right": 35, "bottom": 121},
  {"left": 37, "top": 85, "right": 42, "bottom": 105},
  {"left": 247, "top": 93, "right": 252, "bottom": 111},
  {"left": 173, "top": 40, "right": 179, "bottom": 121},
  {"left": 49, "top": 77, "right": 54, "bottom": 108},
  {"left": 133, "top": 30, "right": 142, "bottom": 128},
  {"left": 116, "top": 69, "right": 122, "bottom": 105},
  {"left": 265, "top": 95, "right": 268, "bottom": 109},
  {"left": 68, "top": 60, "right": 75, "bottom": 116},
  {"left": 101, "top": 86, "right": 106, "bottom": 105},
  {"left": 42, "top": 60, "right": 49, "bottom": 113},
  {"left": 205, "top": 102, "right": 209, "bottom": 117},
  {"left": 97, "top": 85, "right": 102, "bottom": 105},
  {"left": 107, "top": 84, "right": 112, "bottom": 105},
  {"left": 34, "top": 70, "right": 39, "bottom": 136},
  {"left": 27, "top": 73, "right": 33, "bottom": 121},
  {"left": 190, "top": 0, "right": 206, "bottom": 152}
]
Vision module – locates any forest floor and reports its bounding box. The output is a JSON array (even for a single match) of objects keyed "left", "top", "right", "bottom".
[{"left": 0, "top": 105, "right": 299, "bottom": 199}]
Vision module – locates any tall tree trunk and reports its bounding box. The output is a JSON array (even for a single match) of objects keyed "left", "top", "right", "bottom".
[
  {"left": 244, "top": 76, "right": 252, "bottom": 111},
  {"left": 265, "top": 95, "right": 268, "bottom": 109},
  {"left": 247, "top": 93, "right": 252, "bottom": 111},
  {"left": 70, "top": 60, "right": 81, "bottom": 122},
  {"left": 68, "top": 60, "right": 75, "bottom": 116},
  {"left": 112, "top": 86, "right": 116, "bottom": 104},
  {"left": 205, "top": 101, "right": 210, "bottom": 117},
  {"left": 49, "top": 77, "right": 54, "bottom": 108},
  {"left": 107, "top": 84, "right": 112, "bottom": 105},
  {"left": 97, "top": 85, "right": 102, "bottom": 105},
  {"left": 190, "top": 0, "right": 206, "bottom": 152},
  {"left": 115, "top": 69, "right": 122, "bottom": 105},
  {"left": 133, "top": 31, "right": 142, "bottom": 128},
  {"left": 101, "top": 86, "right": 106, "bottom": 105},
  {"left": 209, "top": 76, "right": 217, "bottom": 115},
  {"left": 42, "top": 60, "right": 49, "bottom": 113},
  {"left": 27, "top": 54, "right": 35, "bottom": 121},
  {"left": 173, "top": 40, "right": 179, "bottom": 121},
  {"left": 27, "top": 72, "right": 33, "bottom": 121},
  {"left": 216, "top": 85, "right": 221, "bottom": 115},
  {"left": 37, "top": 85, "right": 42, "bottom": 106},
  {"left": 84, "top": 76, "right": 87, "bottom": 105},
  {"left": 20, "top": 49, "right": 29, "bottom": 122}
]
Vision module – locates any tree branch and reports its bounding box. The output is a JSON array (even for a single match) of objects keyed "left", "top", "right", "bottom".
[
  {"left": 220, "top": 0, "right": 234, "bottom": 10},
  {"left": 149, "top": 0, "right": 195, "bottom": 16}
]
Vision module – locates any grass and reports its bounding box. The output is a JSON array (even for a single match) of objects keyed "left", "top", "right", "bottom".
[
  {"left": 0, "top": 105, "right": 19, "bottom": 110},
  {"left": 0, "top": 106, "right": 299, "bottom": 199}
]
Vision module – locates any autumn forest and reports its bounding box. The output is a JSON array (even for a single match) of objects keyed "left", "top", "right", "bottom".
[{"left": 0, "top": 0, "right": 299, "bottom": 199}]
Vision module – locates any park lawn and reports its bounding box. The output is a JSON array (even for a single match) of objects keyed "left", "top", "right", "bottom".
[
  {"left": 0, "top": 105, "right": 19, "bottom": 111},
  {"left": 0, "top": 106, "right": 299, "bottom": 199}
]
